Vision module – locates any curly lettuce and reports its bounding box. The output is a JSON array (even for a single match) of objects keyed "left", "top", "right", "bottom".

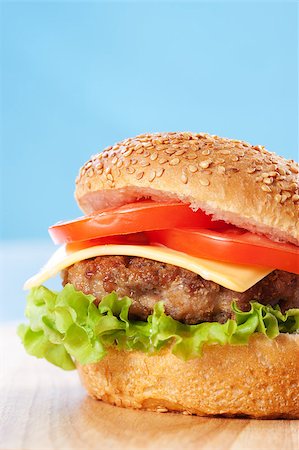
[{"left": 18, "top": 284, "right": 299, "bottom": 370}]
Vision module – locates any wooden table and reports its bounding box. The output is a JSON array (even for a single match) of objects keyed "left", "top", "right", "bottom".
[{"left": 1, "top": 324, "right": 298, "bottom": 450}]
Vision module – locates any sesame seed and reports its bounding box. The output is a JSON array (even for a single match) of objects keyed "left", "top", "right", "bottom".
[
  {"left": 188, "top": 164, "right": 198, "bottom": 173},
  {"left": 175, "top": 149, "right": 186, "bottom": 156},
  {"left": 216, "top": 158, "right": 225, "bottom": 164},
  {"left": 261, "top": 184, "right": 272, "bottom": 192},
  {"left": 274, "top": 194, "right": 282, "bottom": 203},
  {"left": 268, "top": 171, "right": 279, "bottom": 177},
  {"left": 186, "top": 153, "right": 197, "bottom": 160},
  {"left": 106, "top": 173, "right": 113, "bottom": 181},
  {"left": 136, "top": 171, "right": 144, "bottom": 180},
  {"left": 116, "top": 160, "right": 123, "bottom": 168},
  {"left": 123, "top": 149, "right": 133, "bottom": 157},
  {"left": 159, "top": 158, "right": 168, "bottom": 164},
  {"left": 140, "top": 160, "right": 150, "bottom": 167},
  {"left": 278, "top": 167, "right": 286, "bottom": 175},
  {"left": 199, "top": 178, "right": 210, "bottom": 186},
  {"left": 199, "top": 160, "right": 212, "bottom": 169},
  {"left": 87, "top": 168, "right": 94, "bottom": 177},
  {"left": 135, "top": 143, "right": 143, "bottom": 150},
  {"left": 181, "top": 172, "right": 188, "bottom": 184},
  {"left": 218, "top": 165, "right": 225, "bottom": 174},
  {"left": 165, "top": 148, "right": 176, "bottom": 155},
  {"left": 156, "top": 408, "right": 168, "bottom": 413},
  {"left": 150, "top": 152, "right": 158, "bottom": 161},
  {"left": 156, "top": 168, "right": 164, "bottom": 177},
  {"left": 111, "top": 157, "right": 118, "bottom": 165},
  {"left": 220, "top": 149, "right": 230, "bottom": 155},
  {"left": 136, "top": 148, "right": 144, "bottom": 155},
  {"left": 95, "top": 161, "right": 103, "bottom": 169},
  {"left": 126, "top": 167, "right": 135, "bottom": 174},
  {"left": 292, "top": 194, "right": 299, "bottom": 202},
  {"left": 281, "top": 194, "right": 288, "bottom": 203},
  {"left": 169, "top": 157, "right": 180, "bottom": 166},
  {"left": 202, "top": 149, "right": 211, "bottom": 156},
  {"left": 290, "top": 166, "right": 299, "bottom": 174},
  {"left": 131, "top": 158, "right": 138, "bottom": 165},
  {"left": 247, "top": 167, "right": 256, "bottom": 174},
  {"left": 277, "top": 174, "right": 288, "bottom": 183},
  {"left": 148, "top": 170, "right": 156, "bottom": 182},
  {"left": 282, "top": 191, "right": 291, "bottom": 198},
  {"left": 263, "top": 177, "right": 273, "bottom": 185},
  {"left": 231, "top": 155, "right": 239, "bottom": 162}
]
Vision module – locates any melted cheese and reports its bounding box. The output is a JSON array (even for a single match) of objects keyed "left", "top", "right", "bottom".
[{"left": 24, "top": 244, "right": 272, "bottom": 292}]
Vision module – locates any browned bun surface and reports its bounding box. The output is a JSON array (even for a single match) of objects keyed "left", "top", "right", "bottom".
[
  {"left": 77, "top": 334, "right": 299, "bottom": 419},
  {"left": 75, "top": 132, "right": 299, "bottom": 245}
]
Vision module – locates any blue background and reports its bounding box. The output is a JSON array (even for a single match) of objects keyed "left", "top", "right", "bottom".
[{"left": 0, "top": 1, "right": 298, "bottom": 320}]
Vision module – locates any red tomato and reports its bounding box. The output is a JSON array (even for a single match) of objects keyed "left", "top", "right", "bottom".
[
  {"left": 66, "top": 233, "right": 148, "bottom": 253},
  {"left": 147, "top": 228, "right": 299, "bottom": 274},
  {"left": 49, "top": 201, "right": 223, "bottom": 244}
]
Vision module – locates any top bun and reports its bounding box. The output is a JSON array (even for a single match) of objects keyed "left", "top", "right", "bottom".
[{"left": 75, "top": 132, "right": 299, "bottom": 245}]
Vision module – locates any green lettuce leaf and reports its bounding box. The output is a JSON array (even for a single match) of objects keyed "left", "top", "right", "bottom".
[{"left": 18, "top": 284, "right": 299, "bottom": 370}]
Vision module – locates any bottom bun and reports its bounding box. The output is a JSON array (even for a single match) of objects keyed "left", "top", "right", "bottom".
[{"left": 77, "top": 334, "right": 299, "bottom": 419}]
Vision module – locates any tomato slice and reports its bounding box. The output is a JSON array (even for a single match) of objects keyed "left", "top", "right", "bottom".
[
  {"left": 147, "top": 228, "right": 299, "bottom": 274},
  {"left": 49, "top": 201, "right": 224, "bottom": 244},
  {"left": 66, "top": 232, "right": 149, "bottom": 253}
]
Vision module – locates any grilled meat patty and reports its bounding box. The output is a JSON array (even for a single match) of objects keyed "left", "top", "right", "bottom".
[{"left": 62, "top": 256, "right": 299, "bottom": 324}]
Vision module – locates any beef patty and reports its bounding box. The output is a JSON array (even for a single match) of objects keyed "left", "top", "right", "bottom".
[{"left": 62, "top": 256, "right": 299, "bottom": 324}]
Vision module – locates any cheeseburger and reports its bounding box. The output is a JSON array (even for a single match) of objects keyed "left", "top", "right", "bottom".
[{"left": 19, "top": 132, "right": 299, "bottom": 418}]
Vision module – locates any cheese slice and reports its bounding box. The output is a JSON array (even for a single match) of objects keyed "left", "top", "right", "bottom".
[{"left": 24, "top": 244, "right": 272, "bottom": 293}]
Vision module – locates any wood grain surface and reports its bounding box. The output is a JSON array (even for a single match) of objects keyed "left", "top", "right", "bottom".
[{"left": 1, "top": 324, "right": 298, "bottom": 450}]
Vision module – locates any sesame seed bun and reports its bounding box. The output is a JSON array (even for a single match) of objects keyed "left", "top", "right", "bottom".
[
  {"left": 75, "top": 132, "right": 299, "bottom": 245},
  {"left": 77, "top": 333, "right": 299, "bottom": 419}
]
